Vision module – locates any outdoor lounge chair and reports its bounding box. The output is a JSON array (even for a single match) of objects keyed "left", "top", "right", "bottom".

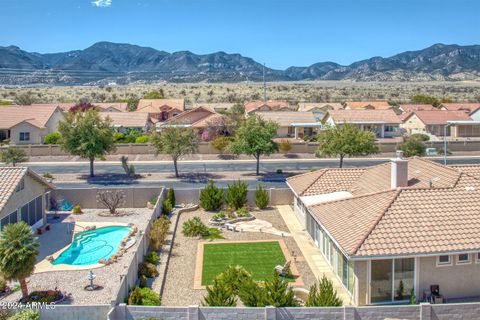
[{"left": 275, "top": 261, "right": 291, "bottom": 276}]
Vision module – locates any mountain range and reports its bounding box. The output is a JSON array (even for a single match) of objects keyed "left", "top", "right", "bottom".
[{"left": 0, "top": 42, "right": 479, "bottom": 85}]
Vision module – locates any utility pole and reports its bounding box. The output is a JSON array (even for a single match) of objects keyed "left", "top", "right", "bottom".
[{"left": 263, "top": 63, "right": 267, "bottom": 103}]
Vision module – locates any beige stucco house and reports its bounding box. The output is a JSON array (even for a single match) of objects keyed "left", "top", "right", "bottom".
[
  {"left": 287, "top": 155, "right": 480, "bottom": 305},
  {"left": 0, "top": 167, "right": 54, "bottom": 230},
  {"left": 322, "top": 109, "right": 401, "bottom": 138},
  {"left": 255, "top": 111, "right": 321, "bottom": 139},
  {"left": 0, "top": 105, "right": 65, "bottom": 144},
  {"left": 244, "top": 100, "right": 292, "bottom": 114},
  {"left": 101, "top": 112, "right": 152, "bottom": 133},
  {"left": 135, "top": 99, "right": 185, "bottom": 123}
]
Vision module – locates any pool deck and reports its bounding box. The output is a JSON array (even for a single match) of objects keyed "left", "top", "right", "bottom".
[{"left": 35, "top": 221, "right": 132, "bottom": 273}]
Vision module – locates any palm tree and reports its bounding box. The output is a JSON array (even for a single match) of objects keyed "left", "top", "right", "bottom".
[{"left": 0, "top": 222, "right": 39, "bottom": 298}]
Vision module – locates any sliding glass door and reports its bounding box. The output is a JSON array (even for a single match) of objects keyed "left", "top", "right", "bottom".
[{"left": 370, "top": 258, "right": 414, "bottom": 304}]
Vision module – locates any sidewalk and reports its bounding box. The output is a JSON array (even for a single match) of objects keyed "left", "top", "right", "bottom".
[{"left": 276, "top": 205, "right": 353, "bottom": 305}]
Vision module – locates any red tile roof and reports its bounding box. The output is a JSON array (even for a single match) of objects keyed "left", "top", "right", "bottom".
[
  {"left": 406, "top": 110, "right": 472, "bottom": 125},
  {"left": 325, "top": 109, "right": 401, "bottom": 124}
]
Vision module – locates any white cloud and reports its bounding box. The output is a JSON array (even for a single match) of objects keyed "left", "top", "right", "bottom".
[{"left": 92, "top": 0, "right": 112, "bottom": 7}]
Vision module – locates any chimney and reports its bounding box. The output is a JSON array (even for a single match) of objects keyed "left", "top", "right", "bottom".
[{"left": 391, "top": 150, "right": 408, "bottom": 189}]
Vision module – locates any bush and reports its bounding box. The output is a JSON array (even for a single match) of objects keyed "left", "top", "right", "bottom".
[
  {"left": 217, "top": 266, "right": 252, "bottom": 295},
  {"left": 398, "top": 137, "right": 426, "bottom": 157},
  {"left": 305, "top": 275, "right": 343, "bottom": 307},
  {"left": 167, "top": 188, "right": 175, "bottom": 207},
  {"left": 278, "top": 140, "right": 292, "bottom": 153},
  {"left": 262, "top": 272, "right": 298, "bottom": 307},
  {"left": 161, "top": 199, "right": 173, "bottom": 215},
  {"left": 43, "top": 132, "right": 61, "bottom": 144},
  {"left": 202, "top": 278, "right": 237, "bottom": 307},
  {"left": 149, "top": 195, "right": 158, "bottom": 206},
  {"left": 149, "top": 216, "right": 170, "bottom": 251},
  {"left": 145, "top": 251, "right": 159, "bottom": 265},
  {"left": 236, "top": 207, "right": 250, "bottom": 217},
  {"left": 138, "top": 262, "right": 159, "bottom": 278},
  {"left": 7, "top": 309, "right": 40, "bottom": 320},
  {"left": 72, "top": 204, "right": 82, "bottom": 215},
  {"left": 113, "top": 132, "right": 125, "bottom": 142},
  {"left": 135, "top": 135, "right": 149, "bottom": 144},
  {"left": 212, "top": 212, "right": 226, "bottom": 220},
  {"left": 410, "top": 133, "right": 430, "bottom": 142},
  {"left": 211, "top": 136, "right": 232, "bottom": 153},
  {"left": 200, "top": 181, "right": 224, "bottom": 211},
  {"left": 238, "top": 277, "right": 265, "bottom": 307},
  {"left": 139, "top": 275, "right": 148, "bottom": 288},
  {"left": 0, "top": 274, "right": 6, "bottom": 292},
  {"left": 225, "top": 180, "right": 248, "bottom": 210},
  {"left": 182, "top": 217, "right": 209, "bottom": 237},
  {"left": 255, "top": 185, "right": 269, "bottom": 209},
  {"left": 128, "top": 287, "right": 161, "bottom": 306}
]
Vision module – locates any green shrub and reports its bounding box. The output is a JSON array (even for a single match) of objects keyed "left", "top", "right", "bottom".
[
  {"left": 211, "top": 136, "right": 232, "bottom": 153},
  {"left": 236, "top": 207, "right": 250, "bottom": 217},
  {"left": 145, "top": 251, "right": 159, "bottom": 265},
  {"left": 114, "top": 132, "right": 126, "bottom": 142},
  {"left": 167, "top": 188, "right": 175, "bottom": 207},
  {"left": 149, "top": 195, "right": 158, "bottom": 206},
  {"left": 398, "top": 137, "right": 426, "bottom": 157},
  {"left": 262, "top": 272, "right": 298, "bottom": 307},
  {"left": 305, "top": 275, "right": 343, "bottom": 307},
  {"left": 212, "top": 212, "right": 226, "bottom": 220},
  {"left": 135, "top": 135, "right": 149, "bottom": 144},
  {"left": 410, "top": 133, "right": 430, "bottom": 142},
  {"left": 200, "top": 181, "right": 224, "bottom": 211},
  {"left": 43, "top": 132, "right": 62, "bottom": 144},
  {"left": 149, "top": 216, "right": 170, "bottom": 251},
  {"left": 238, "top": 277, "right": 265, "bottom": 307},
  {"left": 72, "top": 204, "right": 82, "bottom": 215},
  {"left": 203, "top": 227, "right": 224, "bottom": 240},
  {"left": 226, "top": 180, "right": 248, "bottom": 210},
  {"left": 7, "top": 309, "right": 40, "bottom": 320},
  {"left": 138, "top": 262, "right": 159, "bottom": 278},
  {"left": 182, "top": 217, "right": 209, "bottom": 237},
  {"left": 0, "top": 274, "right": 6, "bottom": 292},
  {"left": 278, "top": 140, "right": 292, "bottom": 153},
  {"left": 217, "top": 266, "right": 252, "bottom": 295},
  {"left": 202, "top": 278, "right": 237, "bottom": 307},
  {"left": 162, "top": 199, "right": 173, "bottom": 215},
  {"left": 128, "top": 287, "right": 161, "bottom": 306},
  {"left": 139, "top": 275, "right": 148, "bottom": 288},
  {"left": 255, "top": 185, "right": 269, "bottom": 209}
]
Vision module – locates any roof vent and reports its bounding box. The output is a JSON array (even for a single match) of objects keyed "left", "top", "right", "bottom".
[
  {"left": 428, "top": 180, "right": 433, "bottom": 188},
  {"left": 466, "top": 186, "right": 476, "bottom": 192},
  {"left": 391, "top": 150, "right": 409, "bottom": 189}
]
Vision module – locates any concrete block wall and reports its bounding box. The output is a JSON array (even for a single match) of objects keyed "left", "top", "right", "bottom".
[
  {"left": 355, "top": 305, "right": 420, "bottom": 320},
  {"left": 39, "top": 305, "right": 112, "bottom": 320}
]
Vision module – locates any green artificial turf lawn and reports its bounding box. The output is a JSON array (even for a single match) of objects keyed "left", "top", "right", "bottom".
[{"left": 201, "top": 241, "right": 287, "bottom": 285}]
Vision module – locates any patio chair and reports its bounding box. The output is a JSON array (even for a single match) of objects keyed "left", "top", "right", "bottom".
[
  {"left": 430, "top": 285, "right": 444, "bottom": 304},
  {"left": 275, "top": 261, "right": 291, "bottom": 276}
]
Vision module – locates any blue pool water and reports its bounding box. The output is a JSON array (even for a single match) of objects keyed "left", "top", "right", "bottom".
[{"left": 52, "top": 226, "right": 132, "bottom": 266}]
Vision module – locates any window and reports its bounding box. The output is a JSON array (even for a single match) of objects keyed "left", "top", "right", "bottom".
[
  {"left": 437, "top": 255, "right": 452, "bottom": 266},
  {"left": 19, "top": 132, "right": 30, "bottom": 141},
  {"left": 15, "top": 178, "right": 25, "bottom": 192},
  {"left": 1, "top": 211, "right": 18, "bottom": 230},
  {"left": 476, "top": 253, "right": 480, "bottom": 263},
  {"left": 457, "top": 253, "right": 471, "bottom": 265},
  {"left": 384, "top": 125, "right": 396, "bottom": 132},
  {"left": 370, "top": 258, "right": 414, "bottom": 303}
]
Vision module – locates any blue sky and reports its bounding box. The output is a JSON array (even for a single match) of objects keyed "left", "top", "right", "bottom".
[{"left": 2, "top": 0, "right": 479, "bottom": 69}]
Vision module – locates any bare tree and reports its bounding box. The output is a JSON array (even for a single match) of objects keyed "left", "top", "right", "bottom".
[{"left": 97, "top": 190, "right": 126, "bottom": 215}]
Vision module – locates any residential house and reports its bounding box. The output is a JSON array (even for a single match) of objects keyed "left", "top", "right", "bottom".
[
  {"left": 400, "top": 110, "right": 480, "bottom": 139},
  {"left": 191, "top": 103, "right": 236, "bottom": 113},
  {"left": 135, "top": 99, "right": 185, "bottom": 123},
  {"left": 0, "top": 105, "right": 65, "bottom": 144},
  {"left": 244, "top": 100, "right": 291, "bottom": 114},
  {"left": 440, "top": 103, "right": 480, "bottom": 121},
  {"left": 0, "top": 167, "right": 54, "bottom": 230},
  {"left": 322, "top": 109, "right": 401, "bottom": 138},
  {"left": 55, "top": 102, "right": 128, "bottom": 112},
  {"left": 344, "top": 101, "right": 392, "bottom": 110},
  {"left": 287, "top": 154, "right": 480, "bottom": 305},
  {"left": 397, "top": 104, "right": 436, "bottom": 121},
  {"left": 156, "top": 106, "right": 228, "bottom": 138},
  {"left": 255, "top": 111, "right": 321, "bottom": 139},
  {"left": 101, "top": 112, "right": 152, "bottom": 133},
  {"left": 298, "top": 103, "right": 344, "bottom": 112}
]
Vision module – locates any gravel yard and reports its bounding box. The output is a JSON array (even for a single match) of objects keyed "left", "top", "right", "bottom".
[
  {"left": 161, "top": 208, "right": 315, "bottom": 306},
  {"left": 1, "top": 208, "right": 154, "bottom": 305}
]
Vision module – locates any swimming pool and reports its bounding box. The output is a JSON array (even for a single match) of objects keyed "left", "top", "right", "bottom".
[{"left": 52, "top": 226, "right": 132, "bottom": 266}]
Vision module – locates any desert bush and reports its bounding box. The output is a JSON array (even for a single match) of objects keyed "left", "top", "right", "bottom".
[
  {"left": 217, "top": 266, "right": 252, "bottom": 295},
  {"left": 7, "top": 309, "right": 40, "bottom": 320},
  {"left": 149, "top": 216, "right": 170, "bottom": 251},
  {"left": 113, "top": 132, "right": 125, "bottom": 142},
  {"left": 225, "top": 180, "right": 248, "bottom": 210},
  {"left": 161, "top": 199, "right": 173, "bottom": 215},
  {"left": 255, "top": 185, "right": 269, "bottom": 209},
  {"left": 43, "top": 132, "right": 62, "bottom": 144},
  {"left": 262, "top": 272, "right": 298, "bottom": 307},
  {"left": 278, "top": 140, "right": 292, "bottom": 153},
  {"left": 182, "top": 217, "right": 209, "bottom": 237},
  {"left": 138, "top": 262, "right": 159, "bottom": 278},
  {"left": 135, "top": 135, "right": 149, "bottom": 144},
  {"left": 200, "top": 181, "right": 224, "bottom": 211},
  {"left": 72, "top": 205, "right": 82, "bottom": 215},
  {"left": 128, "top": 287, "right": 161, "bottom": 306},
  {"left": 0, "top": 274, "right": 6, "bottom": 292},
  {"left": 202, "top": 278, "right": 237, "bottom": 307},
  {"left": 398, "top": 137, "right": 426, "bottom": 157},
  {"left": 139, "top": 275, "right": 148, "bottom": 288},
  {"left": 145, "top": 251, "right": 159, "bottom": 265},
  {"left": 410, "top": 133, "right": 430, "bottom": 142},
  {"left": 236, "top": 207, "right": 250, "bottom": 217},
  {"left": 96, "top": 190, "right": 126, "bottom": 215},
  {"left": 211, "top": 136, "right": 232, "bottom": 153}
]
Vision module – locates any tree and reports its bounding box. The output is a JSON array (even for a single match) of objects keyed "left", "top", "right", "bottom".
[
  {"left": 411, "top": 95, "right": 452, "bottom": 107},
  {"left": 0, "top": 222, "right": 39, "bottom": 298},
  {"left": 238, "top": 277, "right": 265, "bottom": 307},
  {"left": 150, "top": 126, "right": 199, "bottom": 178},
  {"left": 229, "top": 115, "right": 278, "bottom": 175},
  {"left": 143, "top": 90, "right": 164, "bottom": 99},
  {"left": 305, "top": 275, "right": 343, "bottom": 307},
  {"left": 262, "top": 272, "right": 299, "bottom": 307},
  {"left": 97, "top": 190, "right": 126, "bottom": 215},
  {"left": 202, "top": 278, "right": 237, "bottom": 307},
  {"left": 199, "top": 181, "right": 224, "bottom": 211},
  {"left": 225, "top": 180, "right": 248, "bottom": 210},
  {"left": 0, "top": 148, "right": 27, "bottom": 166},
  {"left": 58, "top": 108, "right": 116, "bottom": 177},
  {"left": 69, "top": 102, "right": 98, "bottom": 113},
  {"left": 398, "top": 136, "right": 426, "bottom": 157},
  {"left": 255, "top": 185, "right": 269, "bottom": 209},
  {"left": 316, "top": 124, "right": 379, "bottom": 168}
]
